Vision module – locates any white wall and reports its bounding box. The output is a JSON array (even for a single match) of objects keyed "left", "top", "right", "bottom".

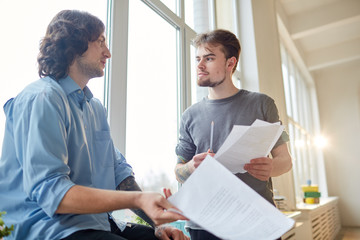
[{"left": 314, "top": 59, "right": 360, "bottom": 227}]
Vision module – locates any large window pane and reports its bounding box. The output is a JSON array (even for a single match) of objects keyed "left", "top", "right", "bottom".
[
  {"left": 126, "top": 0, "right": 178, "bottom": 192},
  {"left": 282, "top": 63, "right": 292, "bottom": 117},
  {"left": 185, "top": 0, "right": 195, "bottom": 29},
  {"left": 0, "top": 0, "right": 107, "bottom": 150}
]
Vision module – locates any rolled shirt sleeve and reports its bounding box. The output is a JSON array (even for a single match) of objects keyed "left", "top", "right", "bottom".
[{"left": 114, "top": 148, "right": 134, "bottom": 187}]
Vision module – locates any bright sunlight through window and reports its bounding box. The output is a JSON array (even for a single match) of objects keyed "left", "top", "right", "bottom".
[{"left": 0, "top": 0, "right": 107, "bottom": 149}]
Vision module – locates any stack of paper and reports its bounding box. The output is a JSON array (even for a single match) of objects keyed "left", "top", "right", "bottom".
[{"left": 215, "top": 119, "right": 284, "bottom": 173}]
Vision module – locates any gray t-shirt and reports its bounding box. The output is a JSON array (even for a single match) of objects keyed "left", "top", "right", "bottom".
[{"left": 175, "top": 89, "right": 289, "bottom": 230}]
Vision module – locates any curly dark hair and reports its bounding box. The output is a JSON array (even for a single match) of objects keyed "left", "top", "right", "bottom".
[
  {"left": 37, "top": 10, "right": 105, "bottom": 80},
  {"left": 193, "top": 29, "right": 241, "bottom": 73}
]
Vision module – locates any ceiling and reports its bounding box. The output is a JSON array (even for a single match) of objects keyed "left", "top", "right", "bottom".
[{"left": 277, "top": 0, "right": 360, "bottom": 73}]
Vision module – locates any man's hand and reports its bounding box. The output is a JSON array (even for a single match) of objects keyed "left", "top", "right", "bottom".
[
  {"left": 192, "top": 149, "right": 215, "bottom": 169},
  {"left": 135, "top": 192, "right": 187, "bottom": 226},
  {"left": 244, "top": 157, "right": 273, "bottom": 181},
  {"left": 175, "top": 150, "right": 215, "bottom": 183},
  {"left": 155, "top": 225, "right": 190, "bottom": 240},
  {"left": 244, "top": 144, "right": 293, "bottom": 181}
]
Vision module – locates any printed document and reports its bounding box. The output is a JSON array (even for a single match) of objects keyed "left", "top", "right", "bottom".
[
  {"left": 215, "top": 119, "right": 284, "bottom": 173},
  {"left": 168, "top": 156, "right": 294, "bottom": 240}
]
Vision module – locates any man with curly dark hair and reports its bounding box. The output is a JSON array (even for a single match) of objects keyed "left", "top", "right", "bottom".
[{"left": 0, "top": 10, "right": 188, "bottom": 240}]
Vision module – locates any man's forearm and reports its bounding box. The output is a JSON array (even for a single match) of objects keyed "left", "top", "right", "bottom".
[
  {"left": 174, "top": 163, "right": 194, "bottom": 184},
  {"left": 271, "top": 155, "right": 292, "bottom": 177},
  {"left": 270, "top": 144, "right": 292, "bottom": 177},
  {"left": 117, "top": 176, "right": 155, "bottom": 228},
  {"left": 56, "top": 185, "right": 141, "bottom": 214}
]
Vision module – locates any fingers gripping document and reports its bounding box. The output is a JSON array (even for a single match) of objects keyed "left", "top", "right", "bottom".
[
  {"left": 168, "top": 156, "right": 294, "bottom": 240},
  {"left": 215, "top": 119, "right": 285, "bottom": 173}
]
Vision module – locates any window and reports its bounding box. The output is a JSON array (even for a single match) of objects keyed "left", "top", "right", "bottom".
[
  {"left": 108, "top": 0, "right": 201, "bottom": 195},
  {"left": 280, "top": 44, "right": 327, "bottom": 201},
  {"left": 0, "top": 0, "right": 108, "bottom": 149},
  {"left": 108, "top": 0, "right": 199, "bottom": 222},
  {"left": 125, "top": 0, "right": 179, "bottom": 192},
  {"left": 184, "top": 0, "right": 195, "bottom": 29}
]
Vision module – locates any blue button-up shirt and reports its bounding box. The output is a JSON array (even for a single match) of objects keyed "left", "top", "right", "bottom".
[{"left": 0, "top": 76, "right": 133, "bottom": 240}]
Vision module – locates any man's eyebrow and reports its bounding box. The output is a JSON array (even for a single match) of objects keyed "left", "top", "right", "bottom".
[
  {"left": 99, "top": 35, "right": 106, "bottom": 41},
  {"left": 196, "top": 53, "right": 216, "bottom": 58}
]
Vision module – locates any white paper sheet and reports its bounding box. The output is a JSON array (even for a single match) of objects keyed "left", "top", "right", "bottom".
[
  {"left": 214, "top": 119, "right": 284, "bottom": 173},
  {"left": 168, "top": 156, "right": 294, "bottom": 240}
]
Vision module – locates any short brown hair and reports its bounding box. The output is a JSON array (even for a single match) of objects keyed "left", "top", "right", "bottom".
[
  {"left": 37, "top": 10, "right": 105, "bottom": 80},
  {"left": 193, "top": 29, "right": 241, "bottom": 73}
]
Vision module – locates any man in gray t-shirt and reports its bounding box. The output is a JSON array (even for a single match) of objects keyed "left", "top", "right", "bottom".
[{"left": 175, "top": 29, "right": 292, "bottom": 240}]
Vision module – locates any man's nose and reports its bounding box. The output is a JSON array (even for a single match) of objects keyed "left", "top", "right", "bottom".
[
  {"left": 197, "top": 59, "right": 205, "bottom": 70},
  {"left": 104, "top": 46, "right": 111, "bottom": 59}
]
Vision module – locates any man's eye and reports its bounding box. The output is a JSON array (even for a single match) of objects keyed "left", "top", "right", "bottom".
[{"left": 98, "top": 39, "right": 106, "bottom": 47}]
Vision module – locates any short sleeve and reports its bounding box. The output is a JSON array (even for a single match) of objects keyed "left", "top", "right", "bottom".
[
  {"left": 175, "top": 113, "right": 197, "bottom": 163},
  {"left": 263, "top": 96, "right": 290, "bottom": 148}
]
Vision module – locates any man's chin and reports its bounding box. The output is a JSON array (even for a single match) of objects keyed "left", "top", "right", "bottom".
[
  {"left": 96, "top": 69, "right": 105, "bottom": 78},
  {"left": 197, "top": 79, "right": 211, "bottom": 87},
  {"left": 198, "top": 78, "right": 225, "bottom": 88}
]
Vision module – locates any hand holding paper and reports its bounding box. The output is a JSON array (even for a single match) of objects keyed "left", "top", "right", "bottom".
[
  {"left": 214, "top": 119, "right": 284, "bottom": 173},
  {"left": 243, "top": 156, "right": 274, "bottom": 181}
]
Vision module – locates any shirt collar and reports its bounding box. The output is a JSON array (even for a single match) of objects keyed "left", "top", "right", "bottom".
[{"left": 58, "top": 76, "right": 94, "bottom": 102}]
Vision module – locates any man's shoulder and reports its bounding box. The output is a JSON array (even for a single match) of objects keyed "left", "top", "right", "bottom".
[
  {"left": 22, "top": 77, "right": 64, "bottom": 95},
  {"left": 181, "top": 99, "right": 206, "bottom": 119},
  {"left": 240, "top": 89, "right": 270, "bottom": 98},
  {"left": 13, "top": 77, "right": 68, "bottom": 108},
  {"left": 238, "top": 89, "right": 273, "bottom": 103}
]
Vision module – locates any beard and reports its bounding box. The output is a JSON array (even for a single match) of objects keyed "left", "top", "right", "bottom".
[
  {"left": 77, "top": 57, "right": 104, "bottom": 79},
  {"left": 197, "top": 77, "right": 225, "bottom": 87}
]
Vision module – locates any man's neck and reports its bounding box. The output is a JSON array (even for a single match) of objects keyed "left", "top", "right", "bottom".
[
  {"left": 208, "top": 77, "right": 239, "bottom": 100},
  {"left": 68, "top": 66, "right": 90, "bottom": 90}
]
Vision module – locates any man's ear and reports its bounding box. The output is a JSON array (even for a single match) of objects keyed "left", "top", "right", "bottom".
[{"left": 227, "top": 57, "right": 237, "bottom": 71}]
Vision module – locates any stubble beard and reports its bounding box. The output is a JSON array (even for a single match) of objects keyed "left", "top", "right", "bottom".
[
  {"left": 78, "top": 57, "right": 104, "bottom": 79},
  {"left": 197, "top": 77, "right": 225, "bottom": 88}
]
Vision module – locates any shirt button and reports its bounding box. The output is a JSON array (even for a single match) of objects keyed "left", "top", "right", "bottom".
[{"left": 78, "top": 90, "right": 81, "bottom": 94}]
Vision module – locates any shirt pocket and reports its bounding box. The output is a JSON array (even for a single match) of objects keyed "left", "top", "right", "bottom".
[{"left": 94, "top": 130, "right": 115, "bottom": 167}]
